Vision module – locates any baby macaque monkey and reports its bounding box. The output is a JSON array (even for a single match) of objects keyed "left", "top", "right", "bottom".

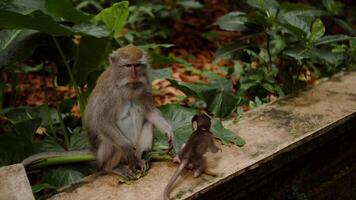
[{"left": 163, "top": 114, "right": 220, "bottom": 200}]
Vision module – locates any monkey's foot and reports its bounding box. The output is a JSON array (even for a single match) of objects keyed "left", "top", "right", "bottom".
[
  {"left": 193, "top": 168, "right": 204, "bottom": 178},
  {"left": 110, "top": 165, "right": 137, "bottom": 180},
  {"left": 172, "top": 155, "right": 181, "bottom": 163},
  {"left": 136, "top": 159, "right": 148, "bottom": 174}
]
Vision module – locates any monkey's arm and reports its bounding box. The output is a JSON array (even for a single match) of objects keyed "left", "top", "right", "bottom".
[
  {"left": 146, "top": 108, "right": 175, "bottom": 151},
  {"left": 208, "top": 135, "right": 220, "bottom": 153}
]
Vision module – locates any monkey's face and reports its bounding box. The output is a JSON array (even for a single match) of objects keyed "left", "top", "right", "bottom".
[
  {"left": 121, "top": 62, "right": 149, "bottom": 89},
  {"left": 109, "top": 45, "right": 150, "bottom": 90}
]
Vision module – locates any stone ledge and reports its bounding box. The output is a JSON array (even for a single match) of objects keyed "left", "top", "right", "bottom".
[
  {"left": 0, "top": 164, "right": 35, "bottom": 200},
  {"left": 49, "top": 72, "right": 356, "bottom": 200}
]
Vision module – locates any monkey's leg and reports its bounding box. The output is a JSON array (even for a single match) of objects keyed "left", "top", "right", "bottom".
[
  {"left": 135, "top": 122, "right": 153, "bottom": 173},
  {"left": 98, "top": 140, "right": 137, "bottom": 180},
  {"left": 193, "top": 158, "right": 206, "bottom": 178},
  {"left": 97, "top": 140, "right": 116, "bottom": 169}
]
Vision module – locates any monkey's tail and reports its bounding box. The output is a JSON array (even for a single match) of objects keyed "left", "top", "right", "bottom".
[
  {"left": 22, "top": 150, "right": 91, "bottom": 167},
  {"left": 163, "top": 159, "right": 188, "bottom": 200}
]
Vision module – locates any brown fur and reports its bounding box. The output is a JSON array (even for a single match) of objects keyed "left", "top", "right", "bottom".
[
  {"left": 84, "top": 45, "right": 174, "bottom": 178},
  {"left": 163, "top": 114, "right": 219, "bottom": 200}
]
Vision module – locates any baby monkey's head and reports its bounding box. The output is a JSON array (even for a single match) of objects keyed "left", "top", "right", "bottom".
[{"left": 192, "top": 114, "right": 211, "bottom": 131}]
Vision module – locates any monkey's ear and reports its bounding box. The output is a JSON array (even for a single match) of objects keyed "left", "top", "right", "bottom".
[
  {"left": 192, "top": 121, "right": 198, "bottom": 131},
  {"left": 109, "top": 54, "right": 117, "bottom": 65}
]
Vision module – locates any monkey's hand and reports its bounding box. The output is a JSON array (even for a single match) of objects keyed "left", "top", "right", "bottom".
[{"left": 167, "top": 134, "right": 175, "bottom": 153}]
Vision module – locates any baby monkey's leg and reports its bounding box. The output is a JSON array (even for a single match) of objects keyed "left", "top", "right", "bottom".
[{"left": 192, "top": 158, "right": 206, "bottom": 178}]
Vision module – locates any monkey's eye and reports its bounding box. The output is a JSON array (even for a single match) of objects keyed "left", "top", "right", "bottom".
[{"left": 134, "top": 63, "right": 146, "bottom": 68}]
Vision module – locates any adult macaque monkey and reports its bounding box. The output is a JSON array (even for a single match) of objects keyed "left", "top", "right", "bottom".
[
  {"left": 22, "top": 45, "right": 175, "bottom": 180},
  {"left": 163, "top": 114, "right": 220, "bottom": 200},
  {"left": 84, "top": 44, "right": 174, "bottom": 179}
]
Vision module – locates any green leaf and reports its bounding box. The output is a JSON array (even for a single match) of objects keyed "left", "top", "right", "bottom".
[
  {"left": 154, "top": 104, "right": 197, "bottom": 150},
  {"left": 150, "top": 68, "right": 172, "bottom": 80},
  {"left": 0, "top": 9, "right": 109, "bottom": 37},
  {"left": 261, "top": 83, "right": 275, "bottom": 93},
  {"left": 73, "top": 35, "right": 109, "bottom": 85},
  {"left": 46, "top": 0, "right": 92, "bottom": 23},
  {"left": 0, "top": 118, "right": 42, "bottom": 166},
  {"left": 284, "top": 47, "right": 345, "bottom": 64},
  {"left": 247, "top": 0, "right": 279, "bottom": 16},
  {"left": 0, "top": 10, "right": 73, "bottom": 35},
  {"left": 309, "top": 18, "right": 325, "bottom": 43},
  {"left": 149, "top": 53, "right": 179, "bottom": 65},
  {"left": 68, "top": 128, "right": 90, "bottom": 150},
  {"left": 170, "top": 80, "right": 217, "bottom": 105},
  {"left": 208, "top": 92, "right": 240, "bottom": 118},
  {"left": 32, "top": 183, "right": 56, "bottom": 193},
  {"left": 154, "top": 104, "right": 245, "bottom": 149},
  {"left": 322, "top": 0, "right": 344, "bottom": 14},
  {"left": 0, "top": 0, "right": 47, "bottom": 15},
  {"left": 215, "top": 11, "right": 248, "bottom": 31},
  {"left": 42, "top": 164, "right": 96, "bottom": 188},
  {"left": 94, "top": 1, "right": 129, "bottom": 37},
  {"left": 214, "top": 43, "right": 253, "bottom": 60},
  {"left": 177, "top": 0, "right": 203, "bottom": 9},
  {"left": 211, "top": 118, "right": 245, "bottom": 146},
  {"left": 315, "top": 34, "right": 354, "bottom": 46},
  {"left": 0, "top": 29, "right": 47, "bottom": 68}
]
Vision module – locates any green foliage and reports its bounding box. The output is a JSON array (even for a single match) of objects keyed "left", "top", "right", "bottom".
[
  {"left": 154, "top": 104, "right": 245, "bottom": 150},
  {"left": 215, "top": 0, "right": 355, "bottom": 97},
  {"left": 170, "top": 79, "right": 241, "bottom": 118},
  {"left": 93, "top": 1, "right": 129, "bottom": 37}
]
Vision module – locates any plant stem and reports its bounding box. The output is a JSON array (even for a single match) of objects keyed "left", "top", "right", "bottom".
[
  {"left": 42, "top": 65, "right": 56, "bottom": 137},
  {"left": 266, "top": 32, "right": 272, "bottom": 66},
  {"left": 0, "top": 73, "right": 4, "bottom": 112},
  {"left": 51, "top": 68, "right": 69, "bottom": 148},
  {"left": 27, "top": 153, "right": 96, "bottom": 170},
  {"left": 52, "top": 37, "right": 86, "bottom": 127}
]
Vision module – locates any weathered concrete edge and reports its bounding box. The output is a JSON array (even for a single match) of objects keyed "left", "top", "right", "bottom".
[{"left": 190, "top": 111, "right": 356, "bottom": 199}]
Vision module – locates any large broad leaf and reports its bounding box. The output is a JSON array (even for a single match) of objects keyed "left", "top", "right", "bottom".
[
  {"left": 208, "top": 91, "right": 240, "bottom": 118},
  {"left": 0, "top": 0, "right": 46, "bottom": 14},
  {"left": 278, "top": 10, "right": 324, "bottom": 39},
  {"left": 73, "top": 36, "right": 109, "bottom": 85},
  {"left": 46, "top": 0, "right": 92, "bottom": 23},
  {"left": 42, "top": 163, "right": 96, "bottom": 188},
  {"left": 150, "top": 68, "right": 172, "bottom": 80},
  {"left": 68, "top": 128, "right": 90, "bottom": 150},
  {"left": 0, "top": 118, "right": 42, "bottom": 166},
  {"left": 211, "top": 118, "right": 245, "bottom": 146},
  {"left": 0, "top": 10, "right": 72, "bottom": 35},
  {"left": 284, "top": 47, "right": 345, "bottom": 64},
  {"left": 94, "top": 1, "right": 129, "bottom": 37},
  {"left": 169, "top": 80, "right": 217, "bottom": 104},
  {"left": 247, "top": 0, "right": 280, "bottom": 16},
  {"left": 0, "top": 29, "right": 49, "bottom": 68},
  {"left": 215, "top": 11, "right": 248, "bottom": 31},
  {"left": 154, "top": 104, "right": 245, "bottom": 150},
  {"left": 170, "top": 79, "right": 239, "bottom": 118},
  {"left": 0, "top": 10, "right": 109, "bottom": 37}
]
